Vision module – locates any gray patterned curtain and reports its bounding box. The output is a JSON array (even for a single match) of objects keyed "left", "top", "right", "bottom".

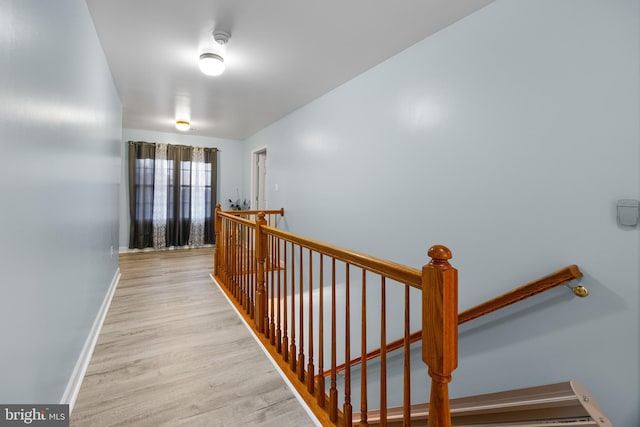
[
  {"left": 152, "top": 143, "right": 168, "bottom": 249},
  {"left": 128, "top": 141, "right": 156, "bottom": 249},
  {"left": 204, "top": 148, "right": 218, "bottom": 244},
  {"left": 188, "top": 147, "right": 206, "bottom": 247},
  {"left": 166, "top": 144, "right": 193, "bottom": 247}
]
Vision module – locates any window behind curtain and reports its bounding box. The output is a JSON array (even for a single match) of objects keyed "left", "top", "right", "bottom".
[{"left": 136, "top": 158, "right": 154, "bottom": 223}]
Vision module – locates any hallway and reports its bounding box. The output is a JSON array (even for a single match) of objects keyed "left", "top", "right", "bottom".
[{"left": 71, "top": 248, "right": 314, "bottom": 426}]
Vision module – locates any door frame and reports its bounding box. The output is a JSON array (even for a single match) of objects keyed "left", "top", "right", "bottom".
[{"left": 250, "top": 146, "right": 268, "bottom": 210}]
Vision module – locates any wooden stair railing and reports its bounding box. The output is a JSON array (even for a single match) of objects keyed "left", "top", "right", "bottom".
[
  {"left": 213, "top": 205, "right": 458, "bottom": 426},
  {"left": 327, "top": 264, "right": 585, "bottom": 377},
  {"left": 212, "top": 206, "right": 591, "bottom": 426}
]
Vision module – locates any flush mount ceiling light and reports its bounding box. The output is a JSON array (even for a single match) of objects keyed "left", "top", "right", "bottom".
[
  {"left": 175, "top": 120, "right": 190, "bottom": 131},
  {"left": 199, "top": 30, "right": 230, "bottom": 76}
]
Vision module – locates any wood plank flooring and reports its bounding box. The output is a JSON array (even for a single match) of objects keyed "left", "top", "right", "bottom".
[{"left": 71, "top": 248, "right": 314, "bottom": 427}]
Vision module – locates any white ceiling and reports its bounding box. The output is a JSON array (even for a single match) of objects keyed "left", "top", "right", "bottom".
[{"left": 86, "top": 0, "right": 493, "bottom": 140}]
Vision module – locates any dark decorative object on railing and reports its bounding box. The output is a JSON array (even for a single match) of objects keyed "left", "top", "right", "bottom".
[{"left": 228, "top": 198, "right": 250, "bottom": 211}]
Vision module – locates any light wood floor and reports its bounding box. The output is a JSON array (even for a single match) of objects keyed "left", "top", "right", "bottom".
[{"left": 71, "top": 248, "right": 314, "bottom": 427}]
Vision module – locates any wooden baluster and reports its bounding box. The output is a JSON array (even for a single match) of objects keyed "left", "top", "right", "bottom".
[
  {"left": 307, "top": 249, "right": 315, "bottom": 393},
  {"left": 234, "top": 222, "right": 242, "bottom": 305},
  {"left": 360, "top": 270, "right": 368, "bottom": 426},
  {"left": 253, "top": 227, "right": 259, "bottom": 319},
  {"left": 317, "top": 254, "right": 325, "bottom": 408},
  {"left": 249, "top": 227, "right": 254, "bottom": 317},
  {"left": 245, "top": 225, "right": 253, "bottom": 319},
  {"left": 223, "top": 219, "right": 229, "bottom": 286},
  {"left": 276, "top": 237, "right": 282, "bottom": 353},
  {"left": 214, "top": 204, "right": 221, "bottom": 277},
  {"left": 403, "top": 285, "right": 410, "bottom": 426},
  {"left": 243, "top": 225, "right": 247, "bottom": 307},
  {"left": 329, "top": 258, "right": 338, "bottom": 422},
  {"left": 219, "top": 217, "right": 225, "bottom": 281},
  {"left": 237, "top": 224, "right": 241, "bottom": 302},
  {"left": 264, "top": 234, "right": 270, "bottom": 339},
  {"left": 245, "top": 226, "right": 250, "bottom": 313},
  {"left": 422, "top": 246, "right": 458, "bottom": 427},
  {"left": 228, "top": 221, "right": 232, "bottom": 292},
  {"left": 269, "top": 235, "right": 276, "bottom": 343},
  {"left": 243, "top": 224, "right": 247, "bottom": 306},
  {"left": 237, "top": 223, "right": 242, "bottom": 303},
  {"left": 243, "top": 225, "right": 247, "bottom": 310},
  {"left": 228, "top": 220, "right": 233, "bottom": 292},
  {"left": 245, "top": 225, "right": 249, "bottom": 312},
  {"left": 221, "top": 218, "right": 227, "bottom": 282},
  {"left": 241, "top": 224, "right": 245, "bottom": 303},
  {"left": 283, "top": 242, "right": 289, "bottom": 362},
  {"left": 236, "top": 222, "right": 240, "bottom": 300},
  {"left": 290, "top": 243, "right": 297, "bottom": 372},
  {"left": 380, "top": 277, "right": 387, "bottom": 427},
  {"left": 231, "top": 222, "right": 237, "bottom": 298},
  {"left": 344, "top": 263, "right": 352, "bottom": 427},
  {"left": 298, "top": 246, "right": 305, "bottom": 382},
  {"left": 251, "top": 227, "right": 256, "bottom": 317},
  {"left": 255, "top": 213, "right": 267, "bottom": 333}
]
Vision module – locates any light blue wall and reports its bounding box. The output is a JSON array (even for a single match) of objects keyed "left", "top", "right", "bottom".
[
  {"left": 244, "top": 0, "right": 639, "bottom": 424},
  {"left": 119, "top": 129, "right": 244, "bottom": 249},
  {"left": 0, "top": 0, "right": 121, "bottom": 403}
]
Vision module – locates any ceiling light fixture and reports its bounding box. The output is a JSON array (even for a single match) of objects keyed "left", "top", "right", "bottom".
[
  {"left": 175, "top": 120, "right": 190, "bottom": 131},
  {"left": 199, "top": 30, "right": 230, "bottom": 76}
]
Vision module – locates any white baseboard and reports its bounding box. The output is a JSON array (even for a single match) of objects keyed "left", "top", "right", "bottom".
[
  {"left": 61, "top": 268, "right": 121, "bottom": 413},
  {"left": 209, "top": 274, "right": 322, "bottom": 427},
  {"left": 119, "top": 244, "right": 214, "bottom": 254}
]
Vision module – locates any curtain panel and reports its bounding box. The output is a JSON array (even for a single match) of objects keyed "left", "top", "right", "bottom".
[
  {"left": 128, "top": 141, "right": 156, "bottom": 249},
  {"left": 189, "top": 147, "right": 206, "bottom": 247},
  {"left": 166, "top": 144, "right": 193, "bottom": 247},
  {"left": 152, "top": 143, "right": 168, "bottom": 249},
  {"left": 128, "top": 141, "right": 218, "bottom": 250},
  {"left": 204, "top": 148, "right": 217, "bottom": 244}
]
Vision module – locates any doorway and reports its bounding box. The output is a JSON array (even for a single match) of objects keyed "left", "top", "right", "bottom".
[{"left": 251, "top": 148, "right": 267, "bottom": 210}]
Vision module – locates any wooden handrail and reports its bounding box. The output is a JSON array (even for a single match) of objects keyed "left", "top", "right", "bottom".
[
  {"left": 261, "top": 225, "right": 423, "bottom": 289},
  {"left": 324, "top": 264, "right": 584, "bottom": 378},
  {"left": 458, "top": 264, "right": 583, "bottom": 323},
  {"left": 224, "top": 208, "right": 285, "bottom": 216},
  {"left": 216, "top": 210, "right": 258, "bottom": 227}
]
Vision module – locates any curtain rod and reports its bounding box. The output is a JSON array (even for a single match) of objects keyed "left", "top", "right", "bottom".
[{"left": 128, "top": 141, "right": 220, "bottom": 151}]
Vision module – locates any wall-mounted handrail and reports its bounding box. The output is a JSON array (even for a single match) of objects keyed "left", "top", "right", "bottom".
[
  {"left": 325, "top": 264, "right": 585, "bottom": 377},
  {"left": 458, "top": 264, "right": 583, "bottom": 323}
]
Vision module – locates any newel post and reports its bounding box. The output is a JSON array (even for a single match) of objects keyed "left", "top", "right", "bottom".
[
  {"left": 214, "top": 204, "right": 222, "bottom": 277},
  {"left": 422, "top": 245, "right": 458, "bottom": 427},
  {"left": 255, "top": 212, "right": 268, "bottom": 334}
]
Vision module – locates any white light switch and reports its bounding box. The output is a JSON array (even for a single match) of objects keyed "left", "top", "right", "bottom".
[{"left": 275, "top": 183, "right": 279, "bottom": 192}]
